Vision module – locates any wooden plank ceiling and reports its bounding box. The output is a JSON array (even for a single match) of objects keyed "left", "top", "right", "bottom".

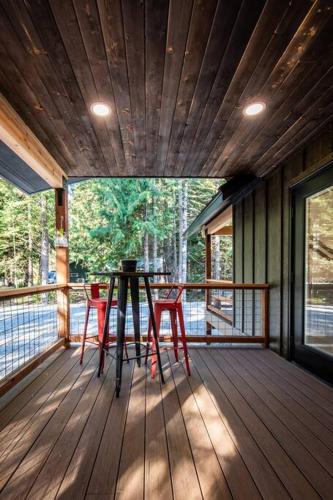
[{"left": 0, "top": 0, "right": 332, "bottom": 179}]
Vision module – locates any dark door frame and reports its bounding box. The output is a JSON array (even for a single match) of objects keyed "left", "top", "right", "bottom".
[{"left": 291, "top": 163, "right": 333, "bottom": 383}]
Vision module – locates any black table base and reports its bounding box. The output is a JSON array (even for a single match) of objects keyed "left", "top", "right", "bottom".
[{"left": 97, "top": 272, "right": 165, "bottom": 397}]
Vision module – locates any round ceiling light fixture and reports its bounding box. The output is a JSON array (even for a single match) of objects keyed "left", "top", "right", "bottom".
[
  {"left": 243, "top": 101, "right": 266, "bottom": 117},
  {"left": 90, "top": 102, "right": 111, "bottom": 117}
]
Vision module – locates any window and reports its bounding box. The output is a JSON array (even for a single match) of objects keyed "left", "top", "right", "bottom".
[{"left": 206, "top": 206, "right": 233, "bottom": 322}]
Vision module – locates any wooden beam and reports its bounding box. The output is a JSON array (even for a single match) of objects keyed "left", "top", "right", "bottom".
[
  {"left": 69, "top": 334, "right": 266, "bottom": 344},
  {"left": 68, "top": 281, "right": 269, "bottom": 290},
  {"left": 205, "top": 231, "right": 211, "bottom": 310},
  {"left": 0, "top": 284, "right": 64, "bottom": 299},
  {"left": 56, "top": 184, "right": 70, "bottom": 343},
  {"left": 0, "top": 93, "right": 66, "bottom": 188}
]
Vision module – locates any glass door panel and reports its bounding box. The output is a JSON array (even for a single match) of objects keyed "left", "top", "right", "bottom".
[
  {"left": 293, "top": 165, "right": 333, "bottom": 382},
  {"left": 304, "top": 187, "right": 333, "bottom": 355}
]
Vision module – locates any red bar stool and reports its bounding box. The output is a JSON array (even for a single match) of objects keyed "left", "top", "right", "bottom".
[
  {"left": 146, "top": 285, "right": 190, "bottom": 377},
  {"left": 80, "top": 283, "right": 126, "bottom": 365}
]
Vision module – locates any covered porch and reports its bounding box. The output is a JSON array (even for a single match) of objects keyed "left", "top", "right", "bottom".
[{"left": 0, "top": 0, "right": 333, "bottom": 498}]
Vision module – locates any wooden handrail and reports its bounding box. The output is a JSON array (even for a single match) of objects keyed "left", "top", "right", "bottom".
[
  {"left": 0, "top": 284, "right": 66, "bottom": 300},
  {"left": 68, "top": 282, "right": 269, "bottom": 290}
]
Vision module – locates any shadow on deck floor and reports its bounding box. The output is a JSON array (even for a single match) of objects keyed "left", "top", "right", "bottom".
[{"left": 0, "top": 346, "right": 333, "bottom": 499}]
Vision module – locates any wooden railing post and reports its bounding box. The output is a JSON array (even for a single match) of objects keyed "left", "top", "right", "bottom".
[
  {"left": 205, "top": 232, "right": 211, "bottom": 305},
  {"left": 55, "top": 182, "right": 70, "bottom": 344},
  {"left": 262, "top": 288, "right": 269, "bottom": 348}
]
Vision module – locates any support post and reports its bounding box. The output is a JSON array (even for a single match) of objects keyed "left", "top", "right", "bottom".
[
  {"left": 55, "top": 182, "right": 70, "bottom": 344},
  {"left": 205, "top": 232, "right": 211, "bottom": 307},
  {"left": 205, "top": 232, "right": 212, "bottom": 345},
  {"left": 262, "top": 288, "right": 269, "bottom": 348}
]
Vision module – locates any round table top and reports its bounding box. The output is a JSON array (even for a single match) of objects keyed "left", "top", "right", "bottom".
[{"left": 92, "top": 271, "right": 171, "bottom": 278}]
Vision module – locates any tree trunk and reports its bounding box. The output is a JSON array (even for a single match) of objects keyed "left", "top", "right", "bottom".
[
  {"left": 172, "top": 192, "right": 178, "bottom": 281},
  {"left": 12, "top": 233, "right": 17, "bottom": 287},
  {"left": 178, "top": 180, "right": 188, "bottom": 299},
  {"left": 28, "top": 201, "right": 33, "bottom": 286},
  {"left": 213, "top": 236, "right": 221, "bottom": 280},
  {"left": 144, "top": 204, "right": 149, "bottom": 272},
  {"left": 153, "top": 191, "right": 158, "bottom": 273},
  {"left": 178, "top": 185, "right": 182, "bottom": 282},
  {"left": 40, "top": 194, "right": 49, "bottom": 286}
]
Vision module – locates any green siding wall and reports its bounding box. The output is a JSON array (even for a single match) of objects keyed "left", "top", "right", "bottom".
[{"left": 233, "top": 123, "right": 333, "bottom": 356}]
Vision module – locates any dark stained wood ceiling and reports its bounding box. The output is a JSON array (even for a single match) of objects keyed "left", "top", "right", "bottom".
[{"left": 0, "top": 0, "right": 332, "bottom": 179}]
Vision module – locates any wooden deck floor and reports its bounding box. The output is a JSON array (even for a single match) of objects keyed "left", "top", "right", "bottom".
[{"left": 0, "top": 346, "right": 333, "bottom": 499}]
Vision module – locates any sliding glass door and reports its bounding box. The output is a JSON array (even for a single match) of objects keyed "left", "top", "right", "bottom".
[{"left": 292, "top": 165, "right": 333, "bottom": 382}]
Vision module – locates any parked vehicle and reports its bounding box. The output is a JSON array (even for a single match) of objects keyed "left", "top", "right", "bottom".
[{"left": 47, "top": 271, "right": 56, "bottom": 284}]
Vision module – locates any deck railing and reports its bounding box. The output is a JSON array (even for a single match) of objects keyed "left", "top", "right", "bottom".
[
  {"left": 69, "top": 282, "right": 269, "bottom": 346},
  {"left": 0, "top": 281, "right": 269, "bottom": 393},
  {"left": 0, "top": 284, "right": 66, "bottom": 393}
]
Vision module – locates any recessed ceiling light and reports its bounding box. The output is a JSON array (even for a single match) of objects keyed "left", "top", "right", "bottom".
[
  {"left": 90, "top": 102, "right": 111, "bottom": 117},
  {"left": 243, "top": 102, "right": 266, "bottom": 116}
]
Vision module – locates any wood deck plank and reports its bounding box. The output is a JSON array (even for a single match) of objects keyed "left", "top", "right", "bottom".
[
  {"left": 0, "top": 348, "right": 82, "bottom": 459},
  {"left": 0, "top": 347, "right": 65, "bottom": 413},
  {"left": 0, "top": 347, "right": 333, "bottom": 499},
  {"left": 189, "top": 349, "right": 289, "bottom": 500},
  {"left": 251, "top": 349, "right": 333, "bottom": 429},
  {"left": 238, "top": 349, "right": 333, "bottom": 452},
  {"left": 0, "top": 350, "right": 98, "bottom": 498},
  {"left": 259, "top": 350, "right": 333, "bottom": 409},
  {"left": 26, "top": 354, "right": 114, "bottom": 499},
  {"left": 199, "top": 349, "right": 319, "bottom": 499},
  {"left": 0, "top": 348, "right": 95, "bottom": 493},
  {"left": 160, "top": 352, "right": 202, "bottom": 500},
  {"left": 226, "top": 350, "right": 333, "bottom": 478},
  {"left": 115, "top": 362, "right": 147, "bottom": 500},
  {"left": 0, "top": 348, "right": 69, "bottom": 430},
  {"left": 145, "top": 359, "right": 173, "bottom": 500},
  {"left": 168, "top": 351, "right": 233, "bottom": 500},
  {"left": 210, "top": 349, "right": 333, "bottom": 499},
  {"left": 83, "top": 359, "right": 134, "bottom": 499},
  {"left": 54, "top": 363, "right": 133, "bottom": 499}
]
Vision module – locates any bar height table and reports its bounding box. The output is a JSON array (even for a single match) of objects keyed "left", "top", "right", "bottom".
[{"left": 93, "top": 271, "right": 169, "bottom": 397}]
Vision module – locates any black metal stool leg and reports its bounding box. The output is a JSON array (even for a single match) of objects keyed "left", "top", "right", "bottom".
[
  {"left": 116, "top": 276, "right": 128, "bottom": 397},
  {"left": 98, "top": 277, "right": 115, "bottom": 377},
  {"left": 144, "top": 277, "right": 165, "bottom": 384},
  {"left": 130, "top": 277, "right": 141, "bottom": 366}
]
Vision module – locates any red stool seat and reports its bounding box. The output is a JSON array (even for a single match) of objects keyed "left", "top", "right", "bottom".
[
  {"left": 80, "top": 283, "right": 123, "bottom": 365},
  {"left": 146, "top": 285, "right": 190, "bottom": 377}
]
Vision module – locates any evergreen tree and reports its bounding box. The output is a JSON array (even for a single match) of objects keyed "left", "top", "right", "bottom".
[{"left": 0, "top": 177, "right": 222, "bottom": 288}]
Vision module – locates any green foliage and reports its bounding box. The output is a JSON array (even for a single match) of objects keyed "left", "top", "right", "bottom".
[
  {"left": 0, "top": 177, "right": 221, "bottom": 287},
  {"left": 69, "top": 178, "right": 221, "bottom": 280},
  {"left": 0, "top": 180, "right": 55, "bottom": 286}
]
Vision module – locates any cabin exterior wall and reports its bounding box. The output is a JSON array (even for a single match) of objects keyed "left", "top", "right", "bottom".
[{"left": 233, "top": 122, "right": 333, "bottom": 357}]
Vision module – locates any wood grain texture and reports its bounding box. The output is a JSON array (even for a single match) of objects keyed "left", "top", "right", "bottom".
[
  {"left": 0, "top": 94, "right": 65, "bottom": 187},
  {"left": 1, "top": 346, "right": 333, "bottom": 498},
  {"left": 0, "top": 1, "right": 332, "bottom": 178}
]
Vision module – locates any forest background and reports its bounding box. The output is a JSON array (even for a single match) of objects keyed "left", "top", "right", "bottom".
[{"left": 0, "top": 177, "right": 223, "bottom": 288}]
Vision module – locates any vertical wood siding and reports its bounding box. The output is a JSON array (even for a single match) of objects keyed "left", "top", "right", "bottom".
[{"left": 233, "top": 122, "right": 333, "bottom": 355}]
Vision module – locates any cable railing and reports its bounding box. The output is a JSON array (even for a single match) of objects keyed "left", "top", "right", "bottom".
[
  {"left": 69, "top": 282, "right": 269, "bottom": 345},
  {"left": 0, "top": 285, "right": 65, "bottom": 388},
  {"left": 0, "top": 281, "right": 269, "bottom": 394}
]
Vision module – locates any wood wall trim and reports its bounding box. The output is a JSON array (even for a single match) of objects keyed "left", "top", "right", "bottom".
[
  {"left": 287, "top": 152, "right": 333, "bottom": 188},
  {"left": 206, "top": 205, "right": 233, "bottom": 235},
  {"left": 0, "top": 93, "right": 66, "bottom": 187}
]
